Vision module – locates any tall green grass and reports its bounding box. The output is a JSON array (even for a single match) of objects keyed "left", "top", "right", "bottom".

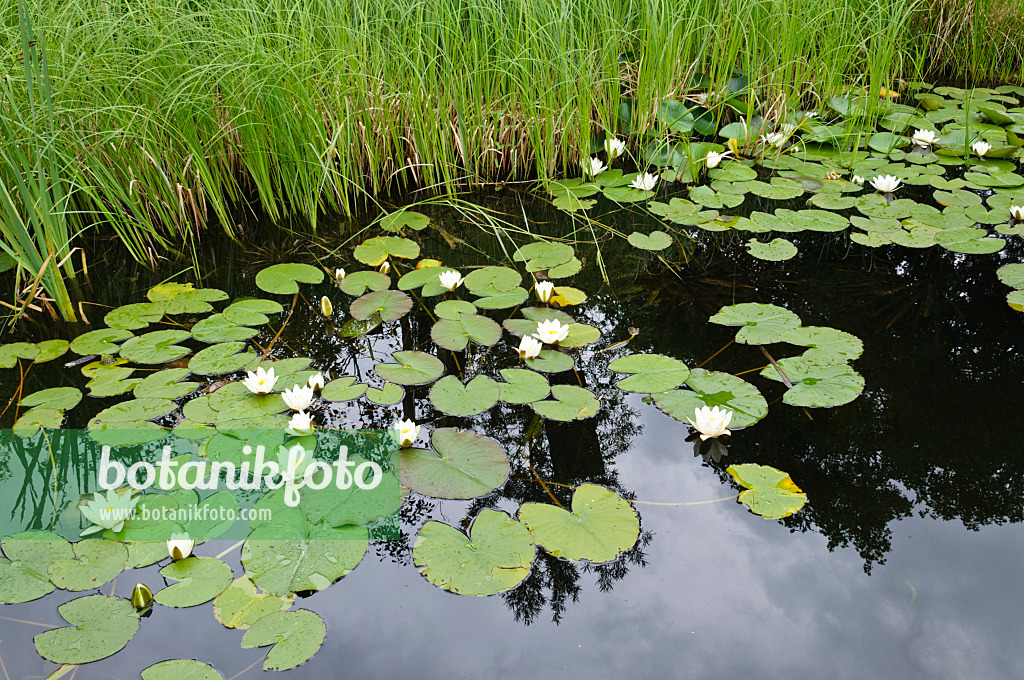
[{"left": 0, "top": 0, "right": 1017, "bottom": 265}]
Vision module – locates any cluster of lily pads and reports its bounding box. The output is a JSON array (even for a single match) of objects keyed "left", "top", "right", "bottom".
[{"left": 0, "top": 228, "right": 868, "bottom": 673}]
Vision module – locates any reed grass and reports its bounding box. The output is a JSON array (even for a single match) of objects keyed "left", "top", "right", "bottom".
[{"left": 0, "top": 0, "right": 1019, "bottom": 269}]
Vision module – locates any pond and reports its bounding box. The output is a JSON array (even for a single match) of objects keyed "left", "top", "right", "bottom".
[{"left": 1, "top": 176, "right": 1023, "bottom": 679}]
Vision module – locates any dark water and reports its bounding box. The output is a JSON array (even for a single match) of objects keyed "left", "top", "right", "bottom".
[{"left": 2, "top": 193, "right": 1023, "bottom": 679}]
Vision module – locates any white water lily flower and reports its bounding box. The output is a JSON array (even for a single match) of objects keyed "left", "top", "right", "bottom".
[
  {"left": 286, "top": 411, "right": 314, "bottom": 437},
  {"left": 762, "top": 132, "right": 786, "bottom": 148},
  {"left": 307, "top": 372, "right": 325, "bottom": 391},
  {"left": 334, "top": 267, "right": 346, "bottom": 281},
  {"left": 686, "top": 406, "right": 733, "bottom": 440},
  {"left": 604, "top": 136, "right": 626, "bottom": 161},
  {"left": 629, "top": 172, "right": 659, "bottom": 192},
  {"left": 243, "top": 366, "right": 277, "bottom": 395},
  {"left": 781, "top": 123, "right": 797, "bottom": 135},
  {"left": 584, "top": 156, "right": 607, "bottom": 177},
  {"left": 277, "top": 442, "right": 313, "bottom": 480},
  {"left": 1011, "top": 205, "right": 1024, "bottom": 221},
  {"left": 394, "top": 419, "right": 419, "bottom": 448},
  {"left": 705, "top": 151, "right": 726, "bottom": 168},
  {"left": 79, "top": 488, "right": 140, "bottom": 534},
  {"left": 533, "top": 319, "right": 570, "bottom": 345},
  {"left": 911, "top": 129, "right": 938, "bottom": 147},
  {"left": 379, "top": 261, "right": 390, "bottom": 275},
  {"left": 167, "top": 533, "right": 195, "bottom": 561},
  {"left": 870, "top": 175, "right": 902, "bottom": 193},
  {"left": 971, "top": 141, "right": 992, "bottom": 157},
  {"left": 438, "top": 270, "right": 464, "bottom": 291},
  {"left": 320, "top": 296, "right": 333, "bottom": 317},
  {"left": 804, "top": 111, "right": 820, "bottom": 119},
  {"left": 518, "top": 335, "right": 543, "bottom": 359},
  {"left": 535, "top": 280, "right": 554, "bottom": 303},
  {"left": 282, "top": 384, "right": 315, "bottom": 412},
  {"left": 852, "top": 175, "right": 865, "bottom": 186}
]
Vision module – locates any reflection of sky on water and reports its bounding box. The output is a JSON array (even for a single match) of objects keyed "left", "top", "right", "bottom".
[{"left": 6, "top": 405, "right": 1021, "bottom": 680}]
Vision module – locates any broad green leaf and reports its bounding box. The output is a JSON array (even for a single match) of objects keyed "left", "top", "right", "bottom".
[
  {"left": 20, "top": 386, "right": 82, "bottom": 410},
  {"left": 70, "top": 328, "right": 132, "bottom": 356},
  {"left": 34, "top": 595, "right": 139, "bottom": 664},
  {"left": 223, "top": 299, "right": 284, "bottom": 325},
  {"left": 513, "top": 241, "right": 575, "bottom": 271},
  {"left": 746, "top": 238, "right": 798, "bottom": 261},
  {"left": 709, "top": 302, "right": 802, "bottom": 344},
  {"left": 531, "top": 385, "right": 599, "bottom": 421},
  {"left": 997, "top": 263, "right": 1024, "bottom": 289},
  {"left": 374, "top": 351, "right": 444, "bottom": 385},
  {"left": 473, "top": 286, "right": 529, "bottom": 309},
  {"left": 518, "top": 484, "right": 639, "bottom": 563},
  {"left": 350, "top": 289, "right": 413, "bottom": 321},
  {"left": 400, "top": 428, "right": 510, "bottom": 499},
  {"left": 151, "top": 287, "right": 228, "bottom": 315},
  {"left": 781, "top": 326, "right": 864, "bottom": 364},
  {"left": 608, "top": 354, "right": 689, "bottom": 393},
  {"left": 379, "top": 209, "right": 429, "bottom": 232},
  {"left": 133, "top": 368, "right": 199, "bottom": 399},
  {"left": 93, "top": 397, "right": 177, "bottom": 423},
  {"left": 47, "top": 539, "right": 127, "bottom": 591},
  {"left": 396, "top": 266, "right": 448, "bottom": 296},
  {"left": 0, "top": 532, "right": 73, "bottom": 604},
  {"left": 213, "top": 577, "right": 293, "bottom": 630},
  {"left": 524, "top": 349, "right": 575, "bottom": 373},
  {"left": 497, "top": 368, "right": 550, "bottom": 404},
  {"left": 155, "top": 556, "right": 233, "bottom": 607},
  {"left": 760, "top": 357, "right": 865, "bottom": 407},
  {"left": 627, "top": 230, "right": 673, "bottom": 253},
  {"left": 429, "top": 375, "right": 500, "bottom": 416},
  {"left": 241, "top": 610, "right": 326, "bottom": 672},
  {"left": 255, "top": 263, "right": 324, "bottom": 295},
  {"left": 141, "top": 659, "right": 224, "bottom": 680},
  {"left": 365, "top": 382, "right": 405, "bottom": 405},
  {"left": 0, "top": 342, "right": 39, "bottom": 367},
  {"left": 435, "top": 300, "right": 477, "bottom": 320},
  {"left": 189, "top": 342, "right": 257, "bottom": 375},
  {"left": 353, "top": 236, "right": 420, "bottom": 266},
  {"left": 463, "top": 266, "right": 522, "bottom": 294},
  {"left": 339, "top": 270, "right": 391, "bottom": 296},
  {"left": 431, "top": 314, "right": 501, "bottom": 351},
  {"left": 191, "top": 314, "right": 259, "bottom": 343},
  {"left": 104, "top": 303, "right": 164, "bottom": 330},
  {"left": 242, "top": 524, "right": 368, "bottom": 596},
  {"left": 120, "top": 330, "right": 193, "bottom": 364},
  {"left": 413, "top": 509, "right": 534, "bottom": 596},
  {"left": 727, "top": 463, "right": 807, "bottom": 519},
  {"left": 321, "top": 376, "right": 367, "bottom": 402},
  {"left": 653, "top": 368, "right": 768, "bottom": 428},
  {"left": 935, "top": 227, "right": 1005, "bottom": 254},
  {"left": 34, "top": 339, "right": 69, "bottom": 363},
  {"left": 13, "top": 407, "right": 64, "bottom": 436}
]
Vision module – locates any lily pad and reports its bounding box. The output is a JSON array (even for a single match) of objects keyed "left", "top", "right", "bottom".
[
  {"left": 70, "top": 328, "right": 133, "bottom": 356},
  {"left": 86, "top": 368, "right": 140, "bottom": 397},
  {"left": 413, "top": 509, "right": 534, "bottom": 596},
  {"left": 191, "top": 314, "right": 259, "bottom": 343},
  {"left": 20, "top": 386, "right": 82, "bottom": 410},
  {"left": 473, "top": 286, "right": 529, "bottom": 309},
  {"left": 13, "top": 407, "right": 65, "bottom": 436},
  {"left": 223, "top": 299, "right": 284, "bottom": 325},
  {"left": 365, "top": 382, "right": 405, "bottom": 405},
  {"left": 431, "top": 314, "right": 502, "bottom": 351},
  {"left": 350, "top": 289, "right": 413, "bottom": 322},
  {"left": 400, "top": 428, "right": 510, "bottom": 499},
  {"left": 463, "top": 266, "right": 522, "bottom": 294},
  {"left": 727, "top": 463, "right": 808, "bottom": 519},
  {"left": 997, "top": 263, "right": 1024, "bottom": 289},
  {"left": 148, "top": 285, "right": 228, "bottom": 315},
  {"left": 652, "top": 368, "right": 768, "bottom": 428},
  {"left": 379, "top": 209, "right": 430, "bottom": 232},
  {"left": 339, "top": 270, "right": 391, "bottom": 296},
  {"left": 429, "top": 375, "right": 501, "bottom": 416},
  {"left": 746, "top": 238, "right": 798, "bottom": 261},
  {"left": 213, "top": 577, "right": 293, "bottom": 630},
  {"left": 34, "top": 339, "right": 70, "bottom": 363},
  {"left": 141, "top": 660, "right": 224, "bottom": 680},
  {"left": 524, "top": 349, "right": 575, "bottom": 373},
  {"left": 321, "top": 376, "right": 367, "bottom": 402},
  {"left": 608, "top": 353, "right": 689, "bottom": 393},
  {"left": 934, "top": 227, "right": 1005, "bottom": 254},
  {"left": 0, "top": 532, "right": 73, "bottom": 603},
  {"left": 242, "top": 610, "right": 326, "bottom": 672},
  {"left": 374, "top": 351, "right": 444, "bottom": 385},
  {"left": 709, "top": 302, "right": 802, "bottom": 344},
  {"left": 531, "top": 385, "right": 599, "bottom": 421},
  {"left": 396, "top": 266, "right": 448, "bottom": 296},
  {"left": 154, "top": 556, "right": 234, "bottom": 607},
  {"left": 781, "top": 326, "right": 863, "bottom": 364},
  {"left": 760, "top": 357, "right": 865, "bottom": 407},
  {"left": 513, "top": 241, "right": 575, "bottom": 272},
  {"left": 120, "top": 330, "right": 193, "bottom": 364},
  {"left": 189, "top": 342, "right": 257, "bottom": 375},
  {"left": 435, "top": 300, "right": 477, "bottom": 320},
  {"left": 255, "top": 263, "right": 324, "bottom": 295},
  {"left": 104, "top": 302, "right": 165, "bottom": 330},
  {"left": 497, "top": 368, "right": 551, "bottom": 404},
  {"left": 518, "top": 484, "right": 640, "bottom": 563},
  {"left": 353, "top": 236, "right": 420, "bottom": 266},
  {"left": 242, "top": 524, "right": 368, "bottom": 596},
  {"left": 133, "top": 368, "right": 199, "bottom": 399},
  {"left": 47, "top": 539, "right": 128, "bottom": 591},
  {"left": 34, "top": 595, "right": 139, "bottom": 664}
]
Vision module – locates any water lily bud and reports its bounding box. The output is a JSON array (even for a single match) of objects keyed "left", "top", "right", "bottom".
[
  {"left": 535, "top": 281, "right": 555, "bottom": 303},
  {"left": 394, "top": 419, "right": 419, "bottom": 447},
  {"left": 1011, "top": 205, "right": 1024, "bottom": 221},
  {"left": 518, "top": 336, "right": 543, "bottom": 359},
  {"left": 307, "top": 372, "right": 325, "bottom": 390},
  {"left": 131, "top": 583, "right": 154, "bottom": 612},
  {"left": 167, "top": 533, "right": 195, "bottom": 561},
  {"left": 334, "top": 268, "right": 346, "bottom": 281},
  {"left": 852, "top": 175, "right": 865, "bottom": 186},
  {"left": 320, "top": 296, "right": 333, "bottom": 317},
  {"left": 379, "top": 261, "right": 391, "bottom": 275}
]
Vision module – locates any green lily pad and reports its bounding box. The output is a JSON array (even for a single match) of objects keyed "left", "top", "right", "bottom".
[
  {"left": 400, "top": 428, "right": 510, "bottom": 499},
  {"left": 213, "top": 576, "right": 293, "bottom": 629},
  {"left": 141, "top": 659, "right": 224, "bottom": 680},
  {"left": 133, "top": 368, "right": 199, "bottom": 399},
  {"left": 34, "top": 595, "right": 139, "bottom": 664},
  {"left": 242, "top": 609, "right": 326, "bottom": 672},
  {"left": 473, "top": 286, "right": 529, "bottom": 309},
  {"left": 781, "top": 326, "right": 863, "bottom": 364},
  {"left": 413, "top": 509, "right": 534, "bottom": 596},
  {"left": 648, "top": 198, "right": 701, "bottom": 224},
  {"left": 935, "top": 227, "right": 1005, "bottom": 254},
  {"left": 86, "top": 368, "right": 141, "bottom": 397},
  {"left": 191, "top": 314, "right": 259, "bottom": 343},
  {"left": 353, "top": 236, "right": 420, "bottom": 266},
  {"left": 463, "top": 266, "right": 522, "bottom": 294},
  {"left": 513, "top": 241, "right": 575, "bottom": 272},
  {"left": 690, "top": 185, "right": 743, "bottom": 209},
  {"left": 70, "top": 328, "right": 133, "bottom": 356},
  {"left": 431, "top": 314, "right": 502, "bottom": 351},
  {"left": 189, "top": 342, "right": 257, "bottom": 375},
  {"left": 242, "top": 524, "right": 368, "bottom": 596},
  {"left": 379, "top": 209, "right": 430, "bottom": 232},
  {"left": 13, "top": 407, "right": 64, "bottom": 436},
  {"left": 745, "top": 177, "right": 804, "bottom": 200},
  {"left": 350, "top": 289, "right": 413, "bottom": 322},
  {"left": 321, "top": 376, "right": 367, "bottom": 402},
  {"left": 223, "top": 299, "right": 284, "bottom": 326},
  {"left": 0, "top": 342, "right": 39, "bottom": 368},
  {"left": 120, "top": 329, "right": 193, "bottom": 364},
  {"left": 497, "top": 368, "right": 551, "bottom": 404},
  {"left": 531, "top": 385, "right": 599, "bottom": 421},
  {"left": 429, "top": 375, "right": 501, "bottom": 416},
  {"left": 365, "top": 382, "right": 405, "bottom": 405},
  {"left": 155, "top": 556, "right": 233, "bottom": 607},
  {"left": 603, "top": 185, "right": 654, "bottom": 203},
  {"left": 518, "top": 484, "right": 639, "bottom": 563},
  {"left": 652, "top": 368, "right": 768, "bottom": 428},
  {"left": 627, "top": 231, "right": 673, "bottom": 251},
  {"left": 47, "top": 539, "right": 128, "bottom": 591},
  {"left": 374, "top": 350, "right": 444, "bottom": 385},
  {"left": 20, "top": 386, "right": 82, "bottom": 410},
  {"left": 524, "top": 349, "right": 575, "bottom": 373},
  {"left": 255, "top": 263, "right": 324, "bottom": 295},
  {"left": 93, "top": 397, "right": 178, "bottom": 423},
  {"left": 339, "top": 270, "right": 391, "bottom": 296},
  {"left": 396, "top": 266, "right": 449, "bottom": 296},
  {"left": 0, "top": 532, "right": 73, "bottom": 603},
  {"left": 148, "top": 285, "right": 227, "bottom": 315},
  {"left": 104, "top": 302, "right": 165, "bottom": 330},
  {"left": 997, "top": 263, "right": 1024, "bottom": 289},
  {"left": 709, "top": 302, "right": 802, "bottom": 344},
  {"left": 339, "top": 313, "right": 383, "bottom": 338},
  {"left": 608, "top": 353, "right": 689, "bottom": 393},
  {"left": 727, "top": 463, "right": 808, "bottom": 519},
  {"left": 746, "top": 238, "right": 798, "bottom": 261},
  {"left": 760, "top": 357, "right": 865, "bottom": 407},
  {"left": 34, "top": 339, "right": 70, "bottom": 363},
  {"left": 559, "top": 323, "right": 601, "bottom": 348}
]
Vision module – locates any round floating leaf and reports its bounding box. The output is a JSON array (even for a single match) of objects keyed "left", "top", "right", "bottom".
[
  {"left": 431, "top": 314, "right": 502, "bottom": 351},
  {"left": 34, "top": 339, "right": 70, "bottom": 363},
  {"left": 70, "top": 328, "right": 133, "bottom": 356},
  {"left": 321, "top": 376, "right": 367, "bottom": 402},
  {"left": 608, "top": 354, "right": 689, "bottom": 393},
  {"left": 34, "top": 595, "right": 139, "bottom": 664},
  {"left": 745, "top": 178, "right": 804, "bottom": 200},
  {"left": 255, "top": 263, "right": 324, "bottom": 295},
  {"left": 603, "top": 185, "right": 653, "bottom": 203},
  {"left": 93, "top": 397, "right": 177, "bottom": 423},
  {"left": 531, "top": 385, "right": 599, "bottom": 421},
  {"left": 474, "top": 286, "right": 529, "bottom": 309},
  {"left": 86, "top": 368, "right": 140, "bottom": 398},
  {"left": 552, "top": 286, "right": 587, "bottom": 306},
  {"left": 353, "top": 236, "right": 420, "bottom": 266},
  {"left": 627, "top": 231, "right": 673, "bottom": 251},
  {"left": 148, "top": 285, "right": 227, "bottom": 315},
  {"left": 213, "top": 577, "right": 293, "bottom": 630},
  {"left": 761, "top": 357, "right": 865, "bottom": 407},
  {"left": 463, "top": 266, "right": 522, "bottom": 294},
  {"left": 191, "top": 314, "right": 259, "bottom": 343},
  {"left": 413, "top": 509, "right": 534, "bottom": 596},
  {"left": 397, "top": 266, "right": 448, "bottom": 295},
  {"left": 0, "top": 342, "right": 39, "bottom": 368},
  {"left": 104, "top": 302, "right": 164, "bottom": 330},
  {"left": 155, "top": 556, "right": 233, "bottom": 607},
  {"left": 1009, "top": 289, "right": 1024, "bottom": 311},
  {"left": 497, "top": 368, "right": 550, "bottom": 404},
  {"left": 781, "top": 326, "right": 863, "bottom": 364},
  {"left": 20, "top": 386, "right": 82, "bottom": 411},
  {"left": 13, "top": 407, "right": 64, "bottom": 436},
  {"left": 189, "top": 342, "right": 256, "bottom": 375},
  {"left": 746, "top": 238, "right": 798, "bottom": 261},
  {"left": 401, "top": 427, "right": 510, "bottom": 499},
  {"left": 934, "top": 227, "right": 1005, "bottom": 254},
  {"left": 242, "top": 524, "right": 368, "bottom": 596},
  {"left": 350, "top": 289, "right": 413, "bottom": 321},
  {"left": 518, "top": 484, "right": 640, "bottom": 563},
  {"left": 547, "top": 257, "right": 583, "bottom": 279},
  {"left": 429, "top": 375, "right": 500, "bottom": 416},
  {"left": 374, "top": 351, "right": 444, "bottom": 385},
  {"left": 653, "top": 368, "right": 767, "bottom": 428},
  {"left": 559, "top": 323, "right": 602, "bottom": 348},
  {"left": 365, "top": 382, "right": 405, "bottom": 405},
  {"left": 379, "top": 209, "right": 429, "bottom": 232},
  {"left": 241, "top": 610, "right": 326, "bottom": 672},
  {"left": 435, "top": 300, "right": 477, "bottom": 320},
  {"left": 142, "top": 659, "right": 224, "bottom": 680},
  {"left": 339, "top": 313, "right": 382, "bottom": 338},
  {"left": 524, "top": 349, "right": 575, "bottom": 373},
  {"left": 709, "top": 163, "right": 758, "bottom": 182},
  {"left": 339, "top": 270, "right": 391, "bottom": 296},
  {"left": 997, "top": 263, "right": 1024, "bottom": 289},
  {"left": 134, "top": 368, "right": 199, "bottom": 399},
  {"left": 709, "top": 302, "right": 802, "bottom": 344},
  {"left": 727, "top": 463, "right": 807, "bottom": 519},
  {"left": 47, "top": 540, "right": 128, "bottom": 591},
  {"left": 223, "top": 299, "right": 284, "bottom": 325},
  {"left": 0, "top": 532, "right": 73, "bottom": 603},
  {"left": 120, "top": 330, "right": 193, "bottom": 364},
  {"left": 513, "top": 241, "right": 575, "bottom": 271}
]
